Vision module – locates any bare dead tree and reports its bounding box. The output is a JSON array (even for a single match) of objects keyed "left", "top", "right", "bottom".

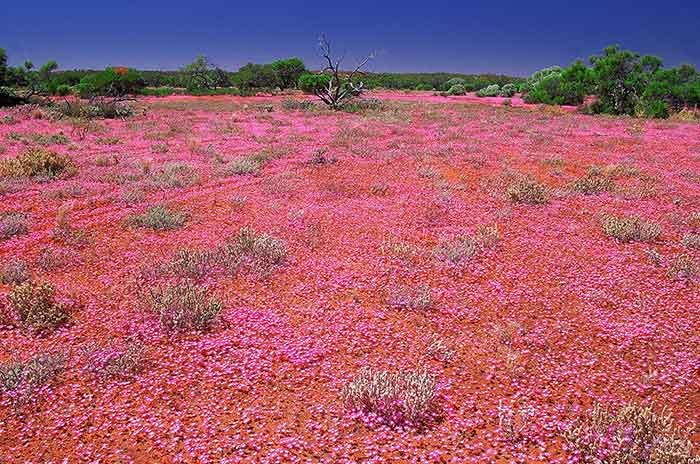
[{"left": 314, "top": 34, "right": 375, "bottom": 109}]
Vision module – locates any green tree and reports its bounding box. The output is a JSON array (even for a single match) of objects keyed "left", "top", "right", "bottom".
[
  {"left": 271, "top": 58, "right": 306, "bottom": 89},
  {"left": 78, "top": 67, "right": 145, "bottom": 98},
  {"left": 182, "top": 55, "right": 214, "bottom": 91},
  {"left": 233, "top": 63, "right": 279, "bottom": 90},
  {"left": 0, "top": 48, "right": 7, "bottom": 87}
]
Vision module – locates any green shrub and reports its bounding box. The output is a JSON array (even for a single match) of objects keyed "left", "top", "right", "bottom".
[
  {"left": 126, "top": 205, "right": 189, "bottom": 231},
  {"left": 443, "top": 77, "right": 466, "bottom": 91},
  {"left": 7, "top": 281, "right": 71, "bottom": 332},
  {"left": 476, "top": 84, "right": 501, "bottom": 97},
  {"left": 447, "top": 84, "right": 466, "bottom": 96},
  {"left": 271, "top": 58, "right": 306, "bottom": 89},
  {"left": 499, "top": 83, "right": 517, "bottom": 97},
  {"left": 218, "top": 227, "right": 287, "bottom": 276},
  {"left": 55, "top": 84, "right": 72, "bottom": 96},
  {"left": 78, "top": 67, "right": 145, "bottom": 98}
]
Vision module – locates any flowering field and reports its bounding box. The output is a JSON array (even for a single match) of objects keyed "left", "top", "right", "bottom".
[{"left": 1, "top": 92, "right": 700, "bottom": 463}]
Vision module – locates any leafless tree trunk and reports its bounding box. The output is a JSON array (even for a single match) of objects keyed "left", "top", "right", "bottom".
[{"left": 314, "top": 34, "right": 374, "bottom": 109}]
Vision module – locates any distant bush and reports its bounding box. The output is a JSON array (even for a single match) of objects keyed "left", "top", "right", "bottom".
[
  {"left": 447, "top": 84, "right": 466, "bottom": 96},
  {"left": 55, "top": 84, "right": 72, "bottom": 96},
  {"left": 271, "top": 58, "right": 306, "bottom": 89},
  {"left": 126, "top": 205, "right": 189, "bottom": 231},
  {"left": 234, "top": 63, "right": 279, "bottom": 90},
  {"left": 7, "top": 281, "right": 71, "bottom": 332},
  {"left": 476, "top": 84, "right": 501, "bottom": 97},
  {"left": 601, "top": 214, "right": 661, "bottom": 242},
  {"left": 85, "top": 340, "right": 147, "bottom": 380},
  {"left": 0, "top": 148, "right": 76, "bottom": 179},
  {"left": 443, "top": 77, "right": 466, "bottom": 91},
  {"left": 564, "top": 402, "right": 699, "bottom": 464},
  {"left": 139, "top": 87, "right": 183, "bottom": 97},
  {"left": 77, "top": 67, "right": 145, "bottom": 98},
  {"left": 343, "top": 367, "right": 440, "bottom": 428},
  {"left": 148, "top": 282, "right": 223, "bottom": 333}
]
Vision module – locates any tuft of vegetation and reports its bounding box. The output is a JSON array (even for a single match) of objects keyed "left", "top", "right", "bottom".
[
  {"left": 0, "top": 212, "right": 29, "bottom": 239},
  {"left": 147, "top": 282, "right": 223, "bottom": 333},
  {"left": 387, "top": 284, "right": 434, "bottom": 310},
  {"left": 506, "top": 178, "right": 549, "bottom": 205},
  {"left": 570, "top": 171, "right": 616, "bottom": 195},
  {"left": 85, "top": 340, "right": 147, "bottom": 380},
  {"left": 476, "top": 84, "right": 501, "bottom": 97},
  {"left": 0, "top": 351, "right": 67, "bottom": 408},
  {"left": 564, "top": 402, "right": 700, "bottom": 464},
  {"left": 447, "top": 84, "right": 466, "bottom": 96},
  {"left": 0, "top": 258, "right": 29, "bottom": 284},
  {"left": 0, "top": 148, "right": 76, "bottom": 179},
  {"left": 153, "top": 162, "right": 199, "bottom": 189},
  {"left": 667, "top": 254, "right": 699, "bottom": 283},
  {"left": 343, "top": 367, "right": 440, "bottom": 428},
  {"left": 221, "top": 157, "right": 261, "bottom": 176},
  {"left": 601, "top": 215, "right": 661, "bottom": 243},
  {"left": 433, "top": 225, "right": 500, "bottom": 265},
  {"left": 7, "top": 281, "right": 71, "bottom": 332},
  {"left": 126, "top": 205, "right": 189, "bottom": 231},
  {"left": 218, "top": 227, "right": 287, "bottom": 276}
]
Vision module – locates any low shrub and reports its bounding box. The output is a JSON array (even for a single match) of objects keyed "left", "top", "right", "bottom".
[
  {"left": 0, "top": 148, "right": 76, "bottom": 179},
  {"left": 0, "top": 212, "right": 29, "bottom": 239},
  {"left": 126, "top": 205, "right": 189, "bottom": 231},
  {"left": 85, "top": 340, "right": 147, "bottom": 380},
  {"left": 0, "top": 351, "right": 67, "bottom": 408},
  {"left": 570, "top": 172, "right": 616, "bottom": 195},
  {"left": 168, "top": 247, "right": 217, "bottom": 279},
  {"left": 221, "top": 157, "right": 261, "bottom": 176},
  {"left": 148, "top": 282, "right": 223, "bottom": 333},
  {"left": 0, "top": 259, "right": 29, "bottom": 284},
  {"left": 506, "top": 178, "right": 549, "bottom": 205},
  {"left": 601, "top": 215, "right": 661, "bottom": 242},
  {"left": 387, "top": 284, "right": 433, "bottom": 310},
  {"left": 343, "top": 367, "right": 440, "bottom": 428},
  {"left": 682, "top": 233, "right": 700, "bottom": 249},
  {"left": 433, "top": 225, "right": 500, "bottom": 265},
  {"left": 153, "top": 162, "right": 199, "bottom": 189},
  {"left": 7, "top": 281, "right": 71, "bottom": 332},
  {"left": 564, "top": 402, "right": 699, "bottom": 464},
  {"left": 218, "top": 227, "right": 287, "bottom": 276},
  {"left": 281, "top": 98, "right": 315, "bottom": 111},
  {"left": 667, "top": 254, "right": 699, "bottom": 282}
]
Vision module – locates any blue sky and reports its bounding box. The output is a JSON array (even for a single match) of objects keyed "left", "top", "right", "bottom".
[{"left": 2, "top": 1, "right": 699, "bottom": 76}]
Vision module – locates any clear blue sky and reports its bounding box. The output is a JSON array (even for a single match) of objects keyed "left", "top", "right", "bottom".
[{"left": 2, "top": 0, "right": 699, "bottom": 76}]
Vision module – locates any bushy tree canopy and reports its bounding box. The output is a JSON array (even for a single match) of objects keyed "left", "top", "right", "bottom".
[{"left": 271, "top": 58, "right": 306, "bottom": 89}]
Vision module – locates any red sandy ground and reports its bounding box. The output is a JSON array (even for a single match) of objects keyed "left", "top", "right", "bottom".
[{"left": 1, "top": 92, "right": 699, "bottom": 463}]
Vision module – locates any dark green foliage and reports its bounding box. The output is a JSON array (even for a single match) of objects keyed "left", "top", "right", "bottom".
[
  {"left": 298, "top": 73, "right": 331, "bottom": 94},
  {"left": 0, "top": 48, "right": 7, "bottom": 87},
  {"left": 589, "top": 45, "right": 659, "bottom": 115},
  {"left": 271, "top": 58, "right": 306, "bottom": 89},
  {"left": 524, "top": 62, "right": 593, "bottom": 105},
  {"left": 181, "top": 55, "right": 214, "bottom": 91},
  {"left": 447, "top": 84, "right": 466, "bottom": 95},
  {"left": 233, "top": 63, "right": 279, "bottom": 90},
  {"left": 78, "top": 67, "right": 145, "bottom": 98}
]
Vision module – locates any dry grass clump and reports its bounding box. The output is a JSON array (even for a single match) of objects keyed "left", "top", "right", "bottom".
[
  {"left": 433, "top": 225, "right": 500, "bottom": 265},
  {"left": 387, "top": 284, "right": 434, "bottom": 310},
  {"left": 342, "top": 367, "right": 439, "bottom": 428},
  {"left": 0, "top": 148, "right": 77, "bottom": 179},
  {"left": 601, "top": 215, "right": 662, "bottom": 243},
  {"left": 126, "top": 205, "right": 189, "bottom": 231},
  {"left": 0, "top": 351, "right": 67, "bottom": 408},
  {"left": 667, "top": 254, "right": 699, "bottom": 282},
  {"left": 0, "top": 212, "right": 29, "bottom": 240},
  {"left": 0, "top": 259, "right": 29, "bottom": 284},
  {"left": 506, "top": 177, "right": 549, "bottom": 204},
  {"left": 7, "top": 281, "right": 72, "bottom": 332},
  {"left": 218, "top": 227, "right": 287, "bottom": 276},
  {"left": 152, "top": 162, "right": 200, "bottom": 188},
  {"left": 147, "top": 282, "right": 223, "bottom": 333},
  {"left": 564, "top": 403, "right": 700, "bottom": 464}
]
